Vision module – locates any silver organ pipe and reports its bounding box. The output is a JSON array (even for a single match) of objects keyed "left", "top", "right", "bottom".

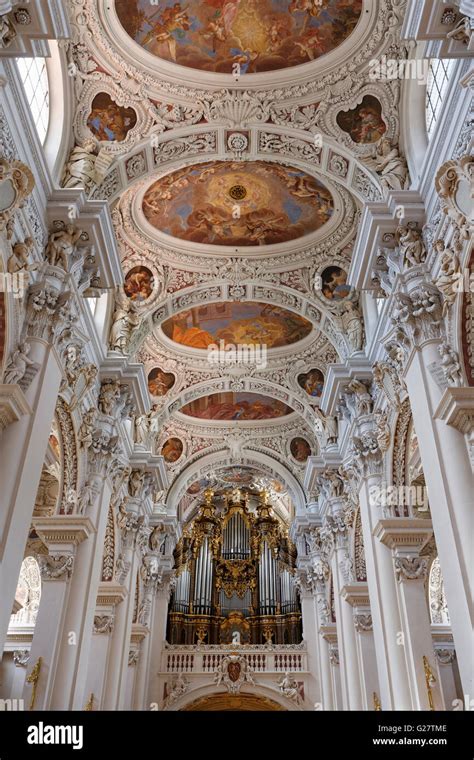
[
  {"left": 174, "top": 567, "right": 191, "bottom": 612},
  {"left": 258, "top": 542, "right": 278, "bottom": 614},
  {"left": 222, "top": 513, "right": 250, "bottom": 559},
  {"left": 193, "top": 538, "right": 213, "bottom": 614}
]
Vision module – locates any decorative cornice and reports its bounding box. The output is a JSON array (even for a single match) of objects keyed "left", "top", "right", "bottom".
[
  {"left": 374, "top": 518, "right": 433, "bottom": 550},
  {"left": 96, "top": 582, "right": 128, "bottom": 607},
  {"left": 0, "top": 383, "right": 31, "bottom": 432},
  {"left": 32, "top": 516, "right": 95, "bottom": 549},
  {"left": 434, "top": 387, "right": 474, "bottom": 434}
]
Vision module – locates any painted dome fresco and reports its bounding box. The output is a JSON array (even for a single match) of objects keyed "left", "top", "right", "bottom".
[
  {"left": 180, "top": 393, "right": 293, "bottom": 421},
  {"left": 143, "top": 161, "right": 334, "bottom": 246},
  {"left": 161, "top": 302, "right": 313, "bottom": 350},
  {"left": 115, "top": 0, "right": 363, "bottom": 74}
]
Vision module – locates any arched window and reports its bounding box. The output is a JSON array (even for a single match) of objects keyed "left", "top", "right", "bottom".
[
  {"left": 10, "top": 556, "right": 42, "bottom": 627},
  {"left": 15, "top": 57, "right": 50, "bottom": 144},
  {"left": 425, "top": 59, "right": 455, "bottom": 139}
]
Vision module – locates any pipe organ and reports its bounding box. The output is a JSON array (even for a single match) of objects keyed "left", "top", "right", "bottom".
[{"left": 168, "top": 488, "right": 302, "bottom": 645}]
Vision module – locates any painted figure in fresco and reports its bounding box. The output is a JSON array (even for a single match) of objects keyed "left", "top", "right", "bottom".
[
  {"left": 337, "top": 96, "right": 387, "bottom": 144},
  {"left": 291, "top": 438, "right": 311, "bottom": 462},
  {"left": 116, "top": 1, "right": 363, "bottom": 74},
  {"left": 143, "top": 161, "right": 333, "bottom": 247},
  {"left": 87, "top": 94, "right": 137, "bottom": 142},
  {"left": 161, "top": 438, "right": 183, "bottom": 463},
  {"left": 124, "top": 267, "right": 154, "bottom": 301},
  {"left": 141, "top": 4, "right": 191, "bottom": 62},
  {"left": 298, "top": 368, "right": 324, "bottom": 397},
  {"left": 321, "top": 266, "right": 350, "bottom": 301},
  {"left": 181, "top": 393, "right": 291, "bottom": 421},
  {"left": 147, "top": 368, "right": 175, "bottom": 397}
]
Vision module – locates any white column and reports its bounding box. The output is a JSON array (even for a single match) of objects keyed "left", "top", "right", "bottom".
[
  {"left": 146, "top": 580, "right": 172, "bottom": 709},
  {"left": 298, "top": 580, "right": 322, "bottom": 708},
  {"left": 130, "top": 624, "right": 150, "bottom": 710},
  {"left": 0, "top": 339, "right": 62, "bottom": 654},
  {"left": 21, "top": 518, "right": 92, "bottom": 710},
  {"left": 312, "top": 575, "right": 335, "bottom": 710},
  {"left": 355, "top": 427, "right": 413, "bottom": 709},
  {"left": 326, "top": 499, "right": 363, "bottom": 710},
  {"left": 48, "top": 421, "right": 116, "bottom": 709},
  {"left": 376, "top": 519, "right": 445, "bottom": 710},
  {"left": 433, "top": 642, "right": 461, "bottom": 711},
  {"left": 393, "top": 275, "right": 473, "bottom": 695},
  {"left": 342, "top": 584, "right": 380, "bottom": 711},
  {"left": 83, "top": 583, "right": 127, "bottom": 710},
  {"left": 101, "top": 500, "right": 145, "bottom": 711}
]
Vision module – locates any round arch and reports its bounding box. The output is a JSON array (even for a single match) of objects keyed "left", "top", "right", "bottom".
[
  {"left": 167, "top": 448, "right": 308, "bottom": 518},
  {"left": 155, "top": 376, "right": 323, "bottom": 434},
  {"left": 165, "top": 684, "right": 302, "bottom": 712}
]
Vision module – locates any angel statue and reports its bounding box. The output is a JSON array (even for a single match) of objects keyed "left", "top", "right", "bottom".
[
  {"left": 371, "top": 138, "right": 409, "bottom": 193},
  {"left": 109, "top": 300, "right": 140, "bottom": 354}
]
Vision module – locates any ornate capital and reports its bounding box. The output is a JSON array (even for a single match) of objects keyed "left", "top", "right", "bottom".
[
  {"left": 87, "top": 422, "right": 121, "bottom": 477},
  {"left": 93, "top": 614, "right": 114, "bottom": 635},
  {"left": 24, "top": 276, "right": 79, "bottom": 349},
  {"left": 391, "top": 284, "right": 444, "bottom": 347},
  {"left": 140, "top": 554, "right": 163, "bottom": 591},
  {"left": 394, "top": 556, "right": 429, "bottom": 583},
  {"left": 13, "top": 649, "right": 29, "bottom": 667},
  {"left": 351, "top": 431, "right": 383, "bottom": 479},
  {"left": 354, "top": 613, "right": 373, "bottom": 633},
  {"left": 38, "top": 553, "right": 74, "bottom": 581},
  {"left": 435, "top": 648, "right": 456, "bottom": 665},
  {"left": 116, "top": 502, "right": 147, "bottom": 549}
]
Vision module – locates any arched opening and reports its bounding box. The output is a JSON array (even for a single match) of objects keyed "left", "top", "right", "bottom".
[
  {"left": 9, "top": 556, "right": 41, "bottom": 628},
  {"left": 181, "top": 693, "right": 287, "bottom": 711}
]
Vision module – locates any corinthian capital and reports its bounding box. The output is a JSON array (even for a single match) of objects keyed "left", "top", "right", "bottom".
[
  {"left": 116, "top": 501, "right": 147, "bottom": 548},
  {"left": 354, "top": 613, "right": 373, "bottom": 633},
  {"left": 38, "top": 553, "right": 74, "bottom": 581},
  {"left": 391, "top": 284, "right": 444, "bottom": 346},
  {"left": 140, "top": 555, "right": 163, "bottom": 591},
  {"left": 351, "top": 431, "right": 383, "bottom": 479},
  {"left": 394, "top": 556, "right": 429, "bottom": 582}
]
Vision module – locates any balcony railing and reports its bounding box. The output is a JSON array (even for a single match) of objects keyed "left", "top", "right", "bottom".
[{"left": 161, "top": 642, "right": 308, "bottom": 674}]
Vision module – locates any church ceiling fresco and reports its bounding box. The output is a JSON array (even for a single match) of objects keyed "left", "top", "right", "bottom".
[
  {"left": 161, "top": 303, "right": 313, "bottom": 349},
  {"left": 320, "top": 266, "right": 351, "bottom": 301},
  {"left": 142, "top": 161, "right": 334, "bottom": 246},
  {"left": 87, "top": 93, "right": 137, "bottom": 142},
  {"left": 336, "top": 95, "right": 387, "bottom": 144},
  {"left": 124, "top": 266, "right": 154, "bottom": 302},
  {"left": 180, "top": 392, "right": 293, "bottom": 420},
  {"left": 290, "top": 437, "right": 312, "bottom": 462},
  {"left": 147, "top": 367, "right": 176, "bottom": 397},
  {"left": 115, "top": 0, "right": 363, "bottom": 74},
  {"left": 297, "top": 368, "right": 325, "bottom": 397}
]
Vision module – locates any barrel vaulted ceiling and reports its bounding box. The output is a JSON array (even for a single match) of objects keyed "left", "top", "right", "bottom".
[{"left": 66, "top": 0, "right": 409, "bottom": 516}]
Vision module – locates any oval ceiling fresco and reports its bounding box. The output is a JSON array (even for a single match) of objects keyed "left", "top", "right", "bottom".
[
  {"left": 161, "top": 303, "right": 313, "bottom": 349},
  {"left": 142, "top": 161, "right": 334, "bottom": 246},
  {"left": 115, "top": 0, "right": 363, "bottom": 74},
  {"left": 180, "top": 393, "right": 293, "bottom": 420}
]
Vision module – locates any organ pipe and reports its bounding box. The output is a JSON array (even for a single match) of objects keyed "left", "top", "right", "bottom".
[{"left": 169, "top": 488, "right": 302, "bottom": 644}]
